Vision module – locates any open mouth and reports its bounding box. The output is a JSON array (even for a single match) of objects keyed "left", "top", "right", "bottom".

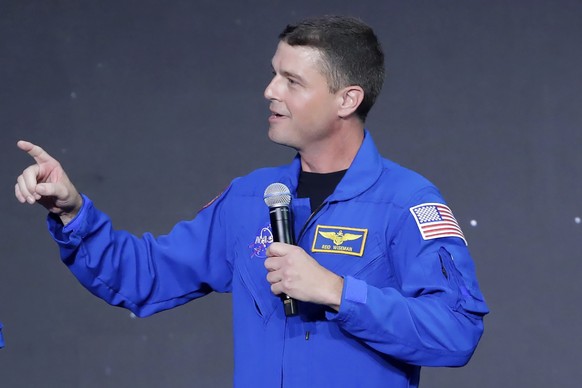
[
  {"left": 270, "top": 111, "right": 286, "bottom": 119},
  {"left": 269, "top": 106, "right": 287, "bottom": 118}
]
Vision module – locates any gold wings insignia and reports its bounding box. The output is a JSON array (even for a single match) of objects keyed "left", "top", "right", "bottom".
[{"left": 318, "top": 230, "right": 363, "bottom": 246}]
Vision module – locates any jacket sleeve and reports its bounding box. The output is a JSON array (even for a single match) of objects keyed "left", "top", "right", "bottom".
[
  {"left": 326, "top": 190, "right": 489, "bottom": 367},
  {"left": 48, "top": 189, "right": 234, "bottom": 318},
  {"left": 0, "top": 321, "right": 4, "bottom": 348}
]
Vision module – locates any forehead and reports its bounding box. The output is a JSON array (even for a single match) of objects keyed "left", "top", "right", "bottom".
[{"left": 271, "top": 41, "right": 327, "bottom": 77}]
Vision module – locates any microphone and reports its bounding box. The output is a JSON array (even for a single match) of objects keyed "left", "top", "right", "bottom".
[{"left": 264, "top": 183, "right": 298, "bottom": 317}]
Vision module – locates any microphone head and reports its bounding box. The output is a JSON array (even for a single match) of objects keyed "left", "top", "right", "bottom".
[{"left": 264, "top": 183, "right": 291, "bottom": 208}]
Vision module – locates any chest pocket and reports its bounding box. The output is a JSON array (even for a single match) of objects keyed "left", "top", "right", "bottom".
[
  {"left": 233, "top": 235, "right": 280, "bottom": 323},
  {"left": 309, "top": 232, "right": 394, "bottom": 289}
]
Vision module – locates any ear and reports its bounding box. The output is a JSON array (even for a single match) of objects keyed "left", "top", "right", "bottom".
[{"left": 337, "top": 86, "right": 364, "bottom": 118}]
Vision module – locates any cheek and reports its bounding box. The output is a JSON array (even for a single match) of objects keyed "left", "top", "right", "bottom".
[
  {"left": 304, "top": 99, "right": 335, "bottom": 125},
  {"left": 291, "top": 94, "right": 327, "bottom": 120}
]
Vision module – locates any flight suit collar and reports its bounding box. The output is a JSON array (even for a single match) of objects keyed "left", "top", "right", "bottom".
[{"left": 280, "top": 129, "right": 383, "bottom": 202}]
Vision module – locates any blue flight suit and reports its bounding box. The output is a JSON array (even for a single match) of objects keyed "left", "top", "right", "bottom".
[{"left": 48, "top": 130, "right": 488, "bottom": 387}]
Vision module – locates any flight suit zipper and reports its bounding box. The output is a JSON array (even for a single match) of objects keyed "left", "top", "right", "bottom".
[{"left": 296, "top": 201, "right": 327, "bottom": 243}]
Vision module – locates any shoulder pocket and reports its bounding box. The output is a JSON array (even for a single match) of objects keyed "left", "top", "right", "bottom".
[{"left": 438, "top": 247, "right": 488, "bottom": 316}]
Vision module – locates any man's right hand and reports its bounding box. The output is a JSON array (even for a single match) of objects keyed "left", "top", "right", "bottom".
[{"left": 15, "top": 141, "right": 83, "bottom": 226}]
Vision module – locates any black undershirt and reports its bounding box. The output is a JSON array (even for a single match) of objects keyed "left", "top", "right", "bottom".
[{"left": 297, "top": 169, "right": 347, "bottom": 212}]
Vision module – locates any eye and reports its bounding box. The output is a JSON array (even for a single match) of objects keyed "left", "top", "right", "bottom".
[{"left": 287, "top": 77, "right": 298, "bottom": 86}]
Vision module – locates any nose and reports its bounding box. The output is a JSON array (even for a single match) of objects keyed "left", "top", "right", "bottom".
[{"left": 264, "top": 75, "right": 279, "bottom": 101}]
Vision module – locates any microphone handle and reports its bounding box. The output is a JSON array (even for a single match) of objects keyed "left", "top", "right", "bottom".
[{"left": 269, "top": 206, "right": 299, "bottom": 316}]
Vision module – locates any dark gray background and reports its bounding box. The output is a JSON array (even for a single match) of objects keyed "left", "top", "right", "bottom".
[{"left": 1, "top": 1, "right": 581, "bottom": 387}]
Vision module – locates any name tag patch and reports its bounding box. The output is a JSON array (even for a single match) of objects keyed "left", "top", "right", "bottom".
[{"left": 312, "top": 225, "right": 368, "bottom": 257}]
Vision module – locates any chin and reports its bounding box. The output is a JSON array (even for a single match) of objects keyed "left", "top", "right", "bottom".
[
  {"left": 267, "top": 127, "right": 284, "bottom": 143},
  {"left": 268, "top": 130, "right": 297, "bottom": 149}
]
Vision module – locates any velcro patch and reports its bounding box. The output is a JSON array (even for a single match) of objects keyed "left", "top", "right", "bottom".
[
  {"left": 249, "top": 223, "right": 273, "bottom": 259},
  {"left": 312, "top": 225, "right": 368, "bottom": 257},
  {"left": 409, "top": 203, "right": 467, "bottom": 245}
]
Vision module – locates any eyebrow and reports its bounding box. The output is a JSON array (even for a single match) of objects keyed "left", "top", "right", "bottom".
[{"left": 271, "top": 65, "right": 306, "bottom": 84}]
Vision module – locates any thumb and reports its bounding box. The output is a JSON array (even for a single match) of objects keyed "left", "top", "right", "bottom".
[
  {"left": 36, "top": 182, "right": 67, "bottom": 199},
  {"left": 266, "top": 242, "right": 293, "bottom": 257}
]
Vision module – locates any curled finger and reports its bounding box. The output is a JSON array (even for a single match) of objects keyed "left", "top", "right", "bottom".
[
  {"left": 16, "top": 175, "right": 35, "bottom": 204},
  {"left": 15, "top": 183, "right": 27, "bottom": 203}
]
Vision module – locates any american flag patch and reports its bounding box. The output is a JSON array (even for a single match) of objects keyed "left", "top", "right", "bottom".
[{"left": 409, "top": 203, "right": 467, "bottom": 245}]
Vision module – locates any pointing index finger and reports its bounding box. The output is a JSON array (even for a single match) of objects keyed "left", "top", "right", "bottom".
[{"left": 17, "top": 140, "right": 56, "bottom": 164}]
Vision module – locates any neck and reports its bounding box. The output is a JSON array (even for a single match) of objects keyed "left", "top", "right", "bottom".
[
  {"left": 300, "top": 124, "right": 365, "bottom": 173},
  {"left": 299, "top": 130, "right": 364, "bottom": 173}
]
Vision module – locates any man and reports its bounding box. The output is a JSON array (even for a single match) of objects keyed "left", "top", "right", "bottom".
[{"left": 15, "top": 16, "right": 488, "bottom": 387}]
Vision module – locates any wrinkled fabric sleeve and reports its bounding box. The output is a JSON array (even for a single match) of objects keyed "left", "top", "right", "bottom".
[
  {"left": 48, "top": 189, "right": 234, "bottom": 318},
  {"left": 326, "top": 189, "right": 489, "bottom": 367}
]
